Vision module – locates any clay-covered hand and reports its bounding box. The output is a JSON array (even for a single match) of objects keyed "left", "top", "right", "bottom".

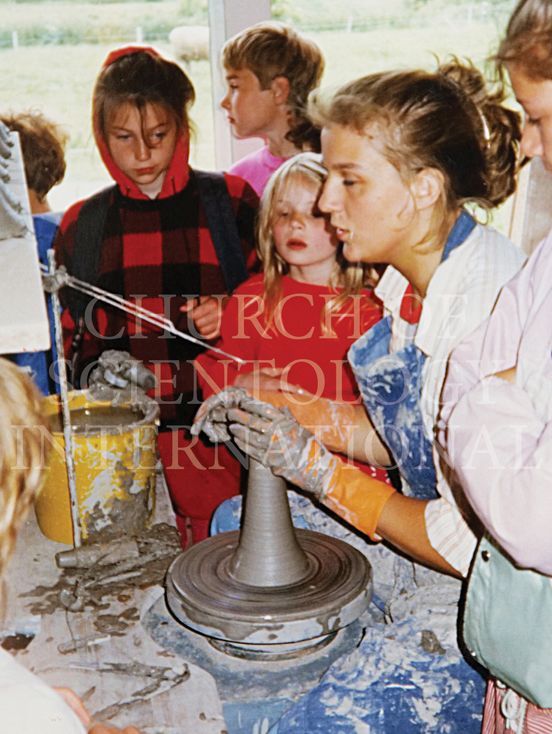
[
  {"left": 226, "top": 396, "right": 334, "bottom": 497},
  {"left": 226, "top": 395, "right": 397, "bottom": 541},
  {"left": 191, "top": 386, "right": 250, "bottom": 442},
  {"left": 89, "top": 350, "right": 156, "bottom": 391},
  {"left": 193, "top": 391, "right": 396, "bottom": 540}
]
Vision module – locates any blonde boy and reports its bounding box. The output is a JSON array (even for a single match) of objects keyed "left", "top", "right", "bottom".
[{"left": 220, "top": 21, "right": 324, "bottom": 195}]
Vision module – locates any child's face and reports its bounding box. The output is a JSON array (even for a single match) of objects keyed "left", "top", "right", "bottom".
[
  {"left": 105, "top": 102, "right": 178, "bottom": 188},
  {"left": 221, "top": 67, "right": 281, "bottom": 139},
  {"left": 272, "top": 175, "right": 339, "bottom": 284},
  {"left": 319, "top": 123, "right": 417, "bottom": 266},
  {"left": 508, "top": 63, "right": 552, "bottom": 171}
]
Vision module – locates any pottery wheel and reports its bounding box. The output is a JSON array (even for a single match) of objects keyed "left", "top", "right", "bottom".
[
  {"left": 165, "top": 460, "right": 372, "bottom": 657},
  {"left": 166, "top": 526, "right": 371, "bottom": 654}
]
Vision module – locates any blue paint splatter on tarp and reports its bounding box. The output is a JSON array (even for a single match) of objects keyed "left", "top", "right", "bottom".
[{"left": 211, "top": 492, "right": 485, "bottom": 733}]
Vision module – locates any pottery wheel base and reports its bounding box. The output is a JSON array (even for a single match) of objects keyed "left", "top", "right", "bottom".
[
  {"left": 143, "top": 593, "right": 367, "bottom": 703},
  {"left": 166, "top": 528, "right": 371, "bottom": 656},
  {"left": 207, "top": 631, "right": 336, "bottom": 661}
]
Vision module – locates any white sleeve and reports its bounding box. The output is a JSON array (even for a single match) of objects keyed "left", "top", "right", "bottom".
[
  {"left": 447, "top": 377, "right": 552, "bottom": 575},
  {"left": 0, "top": 682, "right": 86, "bottom": 733}
]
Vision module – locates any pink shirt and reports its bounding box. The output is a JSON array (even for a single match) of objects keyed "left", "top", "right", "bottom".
[
  {"left": 228, "top": 145, "right": 286, "bottom": 197},
  {"left": 441, "top": 232, "right": 552, "bottom": 575}
]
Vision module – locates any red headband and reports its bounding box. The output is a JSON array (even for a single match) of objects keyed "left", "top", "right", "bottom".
[{"left": 102, "top": 45, "right": 161, "bottom": 69}]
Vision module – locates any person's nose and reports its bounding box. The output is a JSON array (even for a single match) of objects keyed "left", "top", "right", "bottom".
[
  {"left": 220, "top": 90, "right": 230, "bottom": 111},
  {"left": 134, "top": 137, "right": 151, "bottom": 162},
  {"left": 520, "top": 121, "right": 544, "bottom": 160},
  {"left": 289, "top": 211, "right": 306, "bottom": 229},
  {"left": 318, "top": 176, "right": 339, "bottom": 214}
]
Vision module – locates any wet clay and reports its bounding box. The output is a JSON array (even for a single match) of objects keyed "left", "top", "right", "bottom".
[
  {"left": 1, "top": 633, "right": 35, "bottom": 652},
  {"left": 23, "top": 523, "right": 181, "bottom": 630},
  {"left": 83, "top": 490, "right": 153, "bottom": 544},
  {"left": 166, "top": 461, "right": 372, "bottom": 652}
]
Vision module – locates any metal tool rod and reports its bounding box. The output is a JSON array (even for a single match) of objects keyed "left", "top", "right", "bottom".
[
  {"left": 47, "top": 249, "right": 82, "bottom": 547},
  {"left": 40, "top": 264, "right": 245, "bottom": 365}
]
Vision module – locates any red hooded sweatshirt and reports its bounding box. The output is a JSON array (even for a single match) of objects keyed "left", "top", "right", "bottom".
[{"left": 54, "top": 46, "right": 258, "bottom": 426}]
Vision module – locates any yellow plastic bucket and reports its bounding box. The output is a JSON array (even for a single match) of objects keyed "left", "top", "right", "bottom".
[{"left": 36, "top": 390, "right": 159, "bottom": 545}]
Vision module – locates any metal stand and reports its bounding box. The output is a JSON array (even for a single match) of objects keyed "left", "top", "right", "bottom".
[{"left": 47, "top": 248, "right": 82, "bottom": 547}]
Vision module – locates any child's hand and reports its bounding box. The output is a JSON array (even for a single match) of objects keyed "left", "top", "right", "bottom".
[
  {"left": 192, "top": 386, "right": 249, "bottom": 442},
  {"left": 54, "top": 686, "right": 142, "bottom": 733},
  {"left": 54, "top": 687, "right": 90, "bottom": 726},
  {"left": 234, "top": 367, "right": 305, "bottom": 395},
  {"left": 180, "top": 295, "right": 228, "bottom": 340}
]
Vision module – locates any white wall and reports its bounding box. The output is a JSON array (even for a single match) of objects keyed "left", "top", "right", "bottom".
[{"left": 208, "top": 0, "right": 271, "bottom": 169}]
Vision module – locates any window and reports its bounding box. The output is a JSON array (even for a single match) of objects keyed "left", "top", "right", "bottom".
[{"left": 1, "top": 0, "right": 518, "bottom": 233}]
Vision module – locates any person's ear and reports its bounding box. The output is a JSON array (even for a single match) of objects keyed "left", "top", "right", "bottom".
[
  {"left": 270, "top": 76, "right": 291, "bottom": 106},
  {"left": 411, "top": 167, "right": 444, "bottom": 211}
]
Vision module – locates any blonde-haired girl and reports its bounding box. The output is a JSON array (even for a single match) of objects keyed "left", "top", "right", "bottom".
[
  {"left": 256, "top": 151, "right": 368, "bottom": 325},
  {"left": 196, "top": 151, "right": 387, "bottom": 483},
  {"left": 0, "top": 360, "right": 48, "bottom": 581}
]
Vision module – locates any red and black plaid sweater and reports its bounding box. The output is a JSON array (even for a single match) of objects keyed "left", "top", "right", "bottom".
[{"left": 54, "top": 62, "right": 258, "bottom": 425}]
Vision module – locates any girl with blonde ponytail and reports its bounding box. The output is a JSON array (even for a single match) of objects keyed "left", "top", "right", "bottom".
[
  {"left": 0, "top": 359, "right": 47, "bottom": 584},
  {"left": 194, "top": 59, "right": 528, "bottom": 733},
  {"left": 195, "top": 151, "right": 388, "bottom": 483}
]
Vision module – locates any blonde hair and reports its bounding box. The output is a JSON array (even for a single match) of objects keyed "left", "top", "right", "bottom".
[
  {"left": 496, "top": 0, "right": 552, "bottom": 80},
  {"left": 0, "top": 360, "right": 49, "bottom": 587},
  {"left": 257, "top": 152, "right": 368, "bottom": 331},
  {"left": 309, "top": 60, "right": 521, "bottom": 247},
  {"left": 222, "top": 22, "right": 324, "bottom": 151}
]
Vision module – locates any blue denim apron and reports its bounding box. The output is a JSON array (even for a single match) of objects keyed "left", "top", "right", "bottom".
[{"left": 348, "top": 211, "right": 476, "bottom": 498}]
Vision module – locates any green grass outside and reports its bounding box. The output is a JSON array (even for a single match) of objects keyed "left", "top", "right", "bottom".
[{"left": 0, "top": 7, "right": 517, "bottom": 231}]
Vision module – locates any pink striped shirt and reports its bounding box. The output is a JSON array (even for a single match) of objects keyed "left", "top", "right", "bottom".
[{"left": 483, "top": 681, "right": 552, "bottom": 734}]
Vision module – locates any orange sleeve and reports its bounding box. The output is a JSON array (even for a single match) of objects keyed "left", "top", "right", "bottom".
[{"left": 321, "top": 459, "right": 395, "bottom": 540}]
